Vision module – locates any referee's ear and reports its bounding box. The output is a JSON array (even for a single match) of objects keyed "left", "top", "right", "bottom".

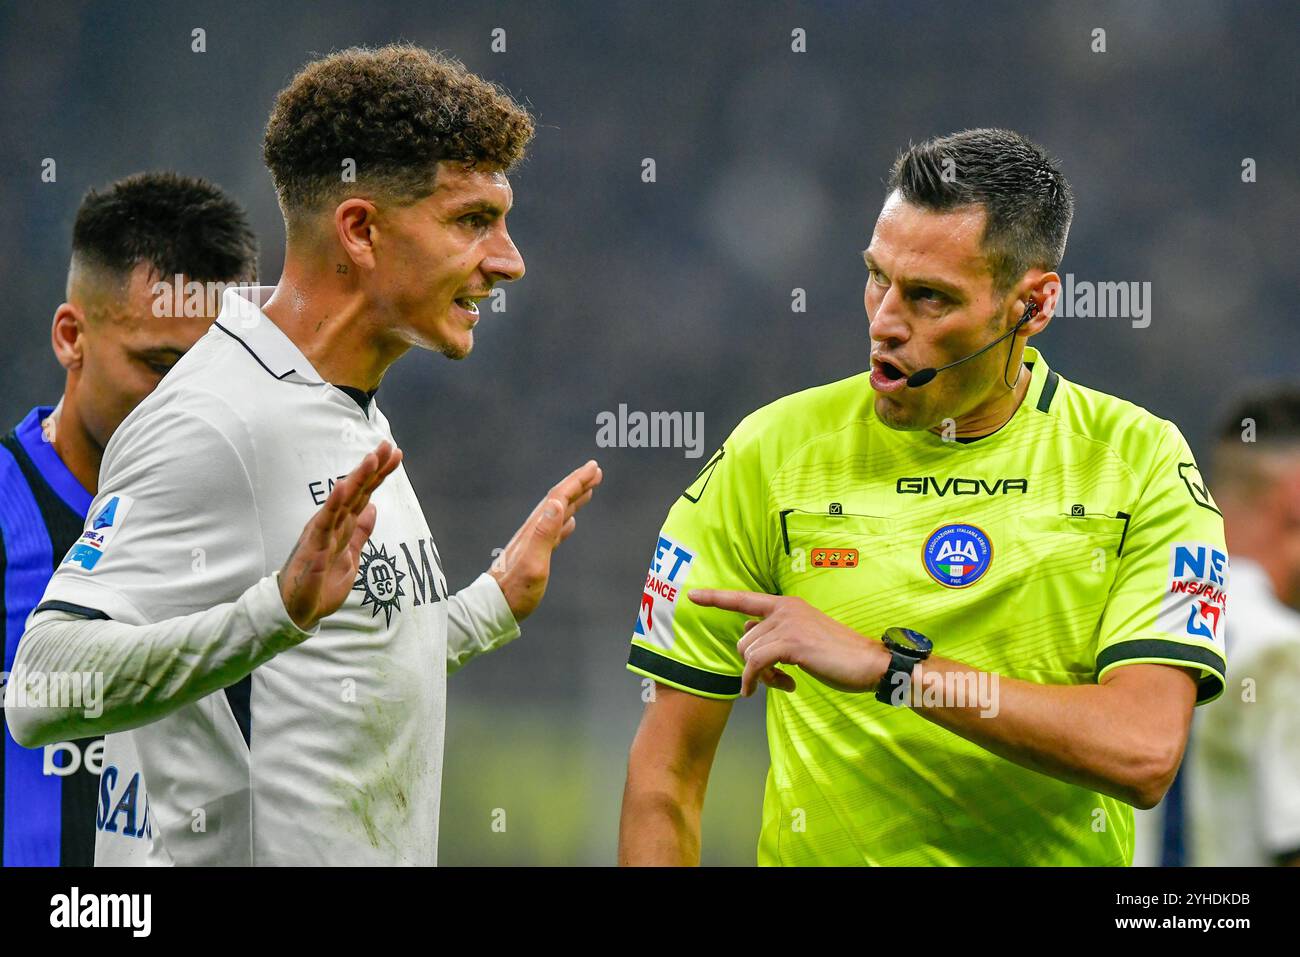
[
  {"left": 1022, "top": 272, "right": 1061, "bottom": 332},
  {"left": 51, "top": 302, "right": 86, "bottom": 371}
]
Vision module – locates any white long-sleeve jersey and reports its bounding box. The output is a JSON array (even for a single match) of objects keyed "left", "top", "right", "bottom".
[{"left": 6, "top": 286, "right": 520, "bottom": 865}]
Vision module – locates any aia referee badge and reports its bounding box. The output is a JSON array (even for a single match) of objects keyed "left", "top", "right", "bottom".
[{"left": 923, "top": 523, "right": 993, "bottom": 588}]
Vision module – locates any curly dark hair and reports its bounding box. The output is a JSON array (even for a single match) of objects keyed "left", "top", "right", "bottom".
[
  {"left": 887, "top": 128, "right": 1074, "bottom": 295},
  {"left": 263, "top": 44, "right": 535, "bottom": 213},
  {"left": 72, "top": 171, "right": 257, "bottom": 282}
]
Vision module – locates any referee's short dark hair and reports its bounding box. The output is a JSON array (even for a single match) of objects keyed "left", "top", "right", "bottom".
[
  {"left": 887, "top": 128, "right": 1074, "bottom": 295},
  {"left": 71, "top": 171, "right": 258, "bottom": 283}
]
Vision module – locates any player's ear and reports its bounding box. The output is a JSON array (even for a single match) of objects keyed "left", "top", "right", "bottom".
[
  {"left": 334, "top": 198, "right": 378, "bottom": 272},
  {"left": 50, "top": 302, "right": 85, "bottom": 371}
]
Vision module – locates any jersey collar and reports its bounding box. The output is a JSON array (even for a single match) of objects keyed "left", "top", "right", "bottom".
[
  {"left": 213, "top": 285, "right": 325, "bottom": 386},
  {"left": 15, "top": 406, "right": 94, "bottom": 516},
  {"left": 1021, "top": 345, "right": 1056, "bottom": 413},
  {"left": 974, "top": 344, "right": 1058, "bottom": 437}
]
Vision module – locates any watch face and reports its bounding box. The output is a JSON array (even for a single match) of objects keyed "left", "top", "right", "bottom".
[{"left": 882, "top": 626, "right": 932, "bottom": 655}]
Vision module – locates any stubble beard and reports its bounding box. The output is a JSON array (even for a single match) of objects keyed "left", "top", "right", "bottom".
[{"left": 437, "top": 341, "right": 470, "bottom": 360}]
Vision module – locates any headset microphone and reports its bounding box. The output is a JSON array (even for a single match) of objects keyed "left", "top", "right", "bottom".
[{"left": 905, "top": 299, "right": 1039, "bottom": 389}]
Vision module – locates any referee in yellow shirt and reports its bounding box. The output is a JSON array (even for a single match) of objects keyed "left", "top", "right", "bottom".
[{"left": 620, "top": 128, "right": 1227, "bottom": 866}]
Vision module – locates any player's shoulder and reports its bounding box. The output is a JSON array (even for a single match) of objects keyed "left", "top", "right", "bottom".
[
  {"left": 101, "top": 328, "right": 262, "bottom": 470},
  {"left": 1048, "top": 362, "right": 1191, "bottom": 472},
  {"left": 725, "top": 370, "right": 875, "bottom": 466}
]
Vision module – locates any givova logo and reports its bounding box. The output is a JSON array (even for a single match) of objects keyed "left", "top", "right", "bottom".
[
  {"left": 634, "top": 534, "right": 695, "bottom": 650},
  {"left": 1158, "top": 543, "right": 1228, "bottom": 649}
]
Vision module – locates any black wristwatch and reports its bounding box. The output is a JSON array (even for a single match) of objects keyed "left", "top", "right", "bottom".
[{"left": 874, "top": 626, "right": 933, "bottom": 706}]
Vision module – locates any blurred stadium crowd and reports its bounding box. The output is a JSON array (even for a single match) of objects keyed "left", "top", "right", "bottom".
[{"left": 1, "top": 0, "right": 1296, "bottom": 864}]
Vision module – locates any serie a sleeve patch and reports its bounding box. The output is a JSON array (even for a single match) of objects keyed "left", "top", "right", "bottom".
[{"left": 61, "top": 494, "right": 135, "bottom": 572}]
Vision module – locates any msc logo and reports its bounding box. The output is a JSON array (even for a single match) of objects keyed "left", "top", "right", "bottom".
[
  {"left": 348, "top": 536, "right": 450, "bottom": 627},
  {"left": 923, "top": 523, "right": 993, "bottom": 587},
  {"left": 634, "top": 535, "right": 695, "bottom": 649},
  {"left": 354, "top": 540, "right": 406, "bottom": 627},
  {"left": 897, "top": 477, "right": 1028, "bottom": 496},
  {"left": 1157, "top": 543, "right": 1228, "bottom": 649}
]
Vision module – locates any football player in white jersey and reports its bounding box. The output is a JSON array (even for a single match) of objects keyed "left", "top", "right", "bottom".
[{"left": 7, "top": 44, "right": 601, "bottom": 865}]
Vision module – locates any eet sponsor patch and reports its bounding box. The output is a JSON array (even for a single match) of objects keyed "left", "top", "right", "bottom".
[
  {"left": 633, "top": 534, "right": 695, "bottom": 650},
  {"left": 62, "top": 494, "right": 134, "bottom": 571},
  {"left": 1156, "top": 542, "right": 1228, "bottom": 650}
]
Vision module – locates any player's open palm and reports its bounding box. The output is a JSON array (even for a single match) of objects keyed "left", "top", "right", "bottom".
[
  {"left": 278, "top": 442, "right": 404, "bottom": 630},
  {"left": 490, "top": 459, "right": 603, "bottom": 621}
]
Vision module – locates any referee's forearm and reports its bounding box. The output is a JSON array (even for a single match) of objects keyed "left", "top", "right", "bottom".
[
  {"left": 903, "top": 656, "right": 1175, "bottom": 809},
  {"left": 5, "top": 575, "right": 310, "bottom": 746},
  {"left": 618, "top": 787, "right": 703, "bottom": 866}
]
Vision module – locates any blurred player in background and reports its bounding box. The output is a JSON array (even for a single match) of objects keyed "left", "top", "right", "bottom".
[
  {"left": 0, "top": 172, "right": 257, "bottom": 865},
  {"left": 620, "top": 129, "right": 1228, "bottom": 866},
  {"left": 1184, "top": 389, "right": 1300, "bottom": 866},
  {"left": 8, "top": 44, "right": 600, "bottom": 866}
]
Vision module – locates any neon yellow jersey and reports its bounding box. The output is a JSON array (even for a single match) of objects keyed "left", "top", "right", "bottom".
[{"left": 626, "top": 346, "right": 1227, "bottom": 866}]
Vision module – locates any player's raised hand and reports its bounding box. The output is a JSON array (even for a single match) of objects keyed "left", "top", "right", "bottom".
[
  {"left": 278, "top": 442, "right": 404, "bottom": 631},
  {"left": 490, "top": 459, "right": 603, "bottom": 622},
  {"left": 687, "top": 589, "right": 890, "bottom": 697}
]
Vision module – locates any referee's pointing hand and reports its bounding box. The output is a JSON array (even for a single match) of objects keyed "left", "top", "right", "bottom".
[
  {"left": 279, "top": 441, "right": 404, "bottom": 631},
  {"left": 687, "top": 589, "right": 890, "bottom": 698}
]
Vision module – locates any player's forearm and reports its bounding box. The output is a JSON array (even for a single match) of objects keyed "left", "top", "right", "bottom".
[
  {"left": 445, "top": 572, "right": 521, "bottom": 674},
  {"left": 5, "top": 574, "right": 311, "bottom": 747},
  {"left": 618, "top": 784, "right": 704, "bottom": 866},
  {"left": 903, "top": 656, "right": 1176, "bottom": 808}
]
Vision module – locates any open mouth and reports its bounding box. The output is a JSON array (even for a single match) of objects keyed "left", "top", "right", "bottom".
[
  {"left": 875, "top": 358, "right": 907, "bottom": 381},
  {"left": 869, "top": 356, "right": 912, "bottom": 394},
  {"left": 453, "top": 296, "right": 482, "bottom": 316}
]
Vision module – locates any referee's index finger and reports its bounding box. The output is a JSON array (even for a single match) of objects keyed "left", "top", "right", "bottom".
[{"left": 688, "top": 589, "right": 779, "bottom": 617}]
